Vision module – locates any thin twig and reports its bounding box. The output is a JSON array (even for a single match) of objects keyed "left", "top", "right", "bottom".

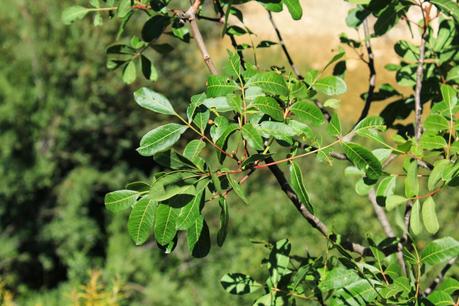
[
  {"left": 267, "top": 11, "right": 302, "bottom": 79},
  {"left": 414, "top": 6, "right": 428, "bottom": 140},
  {"left": 184, "top": 0, "right": 219, "bottom": 75},
  {"left": 214, "top": 0, "right": 246, "bottom": 68},
  {"left": 355, "top": 19, "right": 376, "bottom": 126},
  {"left": 423, "top": 258, "right": 457, "bottom": 296},
  {"left": 265, "top": 157, "right": 368, "bottom": 255},
  {"left": 368, "top": 189, "right": 407, "bottom": 274}
]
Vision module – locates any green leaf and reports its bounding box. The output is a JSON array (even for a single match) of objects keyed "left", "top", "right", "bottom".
[
  {"left": 290, "top": 101, "right": 324, "bottom": 126},
  {"left": 428, "top": 160, "right": 449, "bottom": 191},
  {"left": 206, "top": 76, "right": 239, "bottom": 97},
  {"left": 424, "top": 114, "right": 450, "bottom": 132},
  {"left": 422, "top": 197, "right": 440, "bottom": 234},
  {"left": 251, "top": 96, "right": 284, "bottom": 121},
  {"left": 327, "top": 112, "right": 342, "bottom": 137},
  {"left": 354, "top": 116, "right": 386, "bottom": 133},
  {"left": 122, "top": 61, "right": 136, "bottom": 84},
  {"left": 447, "top": 66, "right": 459, "bottom": 83},
  {"left": 150, "top": 173, "right": 197, "bottom": 203},
  {"left": 420, "top": 135, "right": 447, "bottom": 150},
  {"left": 289, "top": 161, "right": 313, "bottom": 212},
  {"left": 141, "top": 15, "right": 171, "bottom": 42},
  {"left": 283, "top": 0, "right": 302, "bottom": 20},
  {"left": 223, "top": 50, "right": 241, "bottom": 77},
  {"left": 247, "top": 72, "right": 289, "bottom": 96},
  {"left": 259, "top": 121, "right": 298, "bottom": 139},
  {"left": 437, "top": 277, "right": 459, "bottom": 295},
  {"left": 342, "top": 142, "right": 382, "bottom": 180},
  {"left": 441, "top": 84, "right": 458, "bottom": 113},
  {"left": 140, "top": 55, "right": 158, "bottom": 81},
  {"left": 314, "top": 76, "right": 347, "bottom": 96},
  {"left": 134, "top": 87, "right": 176, "bottom": 115},
  {"left": 410, "top": 200, "right": 422, "bottom": 236},
  {"left": 177, "top": 189, "right": 204, "bottom": 230},
  {"left": 137, "top": 123, "right": 187, "bottom": 156},
  {"left": 427, "top": 290, "right": 454, "bottom": 306},
  {"left": 386, "top": 195, "right": 408, "bottom": 211},
  {"left": 227, "top": 94, "right": 243, "bottom": 113},
  {"left": 192, "top": 106, "right": 210, "bottom": 133},
  {"left": 376, "top": 175, "right": 396, "bottom": 206},
  {"left": 187, "top": 93, "right": 206, "bottom": 121},
  {"left": 186, "top": 216, "right": 211, "bottom": 258},
  {"left": 117, "top": 0, "right": 131, "bottom": 18},
  {"left": 226, "top": 174, "right": 249, "bottom": 205},
  {"left": 217, "top": 197, "right": 229, "bottom": 246},
  {"left": 128, "top": 197, "right": 156, "bottom": 245},
  {"left": 203, "top": 97, "right": 233, "bottom": 112},
  {"left": 319, "top": 267, "right": 361, "bottom": 291},
  {"left": 242, "top": 123, "right": 264, "bottom": 150},
  {"left": 183, "top": 140, "right": 206, "bottom": 169},
  {"left": 62, "top": 6, "right": 91, "bottom": 24},
  {"left": 430, "top": 0, "right": 459, "bottom": 23},
  {"left": 373, "top": 2, "right": 409, "bottom": 36},
  {"left": 154, "top": 203, "right": 178, "bottom": 246},
  {"left": 220, "top": 273, "right": 261, "bottom": 295},
  {"left": 405, "top": 160, "right": 419, "bottom": 198},
  {"left": 421, "top": 237, "right": 459, "bottom": 265},
  {"left": 105, "top": 190, "right": 139, "bottom": 213}
]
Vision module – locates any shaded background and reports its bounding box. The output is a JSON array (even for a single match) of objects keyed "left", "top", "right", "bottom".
[{"left": 0, "top": 0, "right": 457, "bottom": 305}]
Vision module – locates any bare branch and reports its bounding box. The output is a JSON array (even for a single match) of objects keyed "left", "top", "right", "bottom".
[
  {"left": 355, "top": 19, "right": 376, "bottom": 126},
  {"left": 267, "top": 11, "right": 302, "bottom": 79},
  {"left": 424, "top": 258, "right": 457, "bottom": 296},
  {"left": 184, "top": 0, "right": 219, "bottom": 75},
  {"left": 213, "top": 0, "right": 246, "bottom": 68},
  {"left": 265, "top": 157, "right": 368, "bottom": 255},
  {"left": 368, "top": 189, "right": 407, "bottom": 274},
  {"left": 414, "top": 7, "right": 428, "bottom": 140}
]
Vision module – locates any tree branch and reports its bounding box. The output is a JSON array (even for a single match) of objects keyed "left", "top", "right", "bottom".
[
  {"left": 184, "top": 0, "right": 219, "bottom": 75},
  {"left": 213, "top": 0, "right": 246, "bottom": 68},
  {"left": 265, "top": 157, "right": 367, "bottom": 255},
  {"left": 424, "top": 258, "right": 457, "bottom": 296},
  {"left": 355, "top": 19, "right": 376, "bottom": 126},
  {"left": 414, "top": 7, "right": 428, "bottom": 140},
  {"left": 368, "top": 189, "right": 407, "bottom": 274},
  {"left": 267, "top": 11, "right": 302, "bottom": 79}
]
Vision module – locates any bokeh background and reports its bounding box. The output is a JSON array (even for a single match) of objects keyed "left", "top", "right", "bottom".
[{"left": 0, "top": 0, "right": 457, "bottom": 305}]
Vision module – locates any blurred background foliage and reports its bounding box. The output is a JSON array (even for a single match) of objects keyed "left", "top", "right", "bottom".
[{"left": 0, "top": 0, "right": 458, "bottom": 305}]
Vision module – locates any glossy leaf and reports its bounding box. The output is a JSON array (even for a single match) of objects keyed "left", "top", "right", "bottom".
[
  {"left": 386, "top": 195, "right": 408, "bottom": 211},
  {"left": 421, "top": 237, "right": 459, "bottom": 265},
  {"left": 342, "top": 142, "right": 382, "bottom": 180},
  {"left": 226, "top": 174, "right": 249, "bottom": 205},
  {"left": 142, "top": 15, "right": 171, "bottom": 42},
  {"left": 217, "top": 197, "right": 229, "bottom": 246},
  {"left": 242, "top": 123, "right": 264, "bottom": 150},
  {"left": 128, "top": 197, "right": 156, "bottom": 245},
  {"left": 422, "top": 197, "right": 440, "bottom": 234},
  {"left": 220, "top": 273, "right": 261, "bottom": 295},
  {"left": 290, "top": 101, "right": 324, "bottom": 126},
  {"left": 105, "top": 190, "right": 139, "bottom": 213},
  {"left": 314, "top": 76, "right": 347, "bottom": 96},
  {"left": 252, "top": 96, "right": 284, "bottom": 121},
  {"left": 410, "top": 200, "right": 422, "bottom": 236},
  {"left": 176, "top": 189, "right": 204, "bottom": 231},
  {"left": 206, "top": 76, "right": 239, "bottom": 97},
  {"left": 137, "top": 123, "right": 187, "bottom": 156},
  {"left": 404, "top": 160, "right": 419, "bottom": 198},
  {"left": 283, "top": 0, "right": 302, "bottom": 20},
  {"left": 289, "top": 161, "right": 313, "bottom": 212},
  {"left": 247, "top": 72, "right": 289, "bottom": 96},
  {"left": 62, "top": 6, "right": 91, "bottom": 24},
  {"left": 154, "top": 203, "right": 178, "bottom": 246},
  {"left": 134, "top": 87, "right": 176, "bottom": 115}
]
